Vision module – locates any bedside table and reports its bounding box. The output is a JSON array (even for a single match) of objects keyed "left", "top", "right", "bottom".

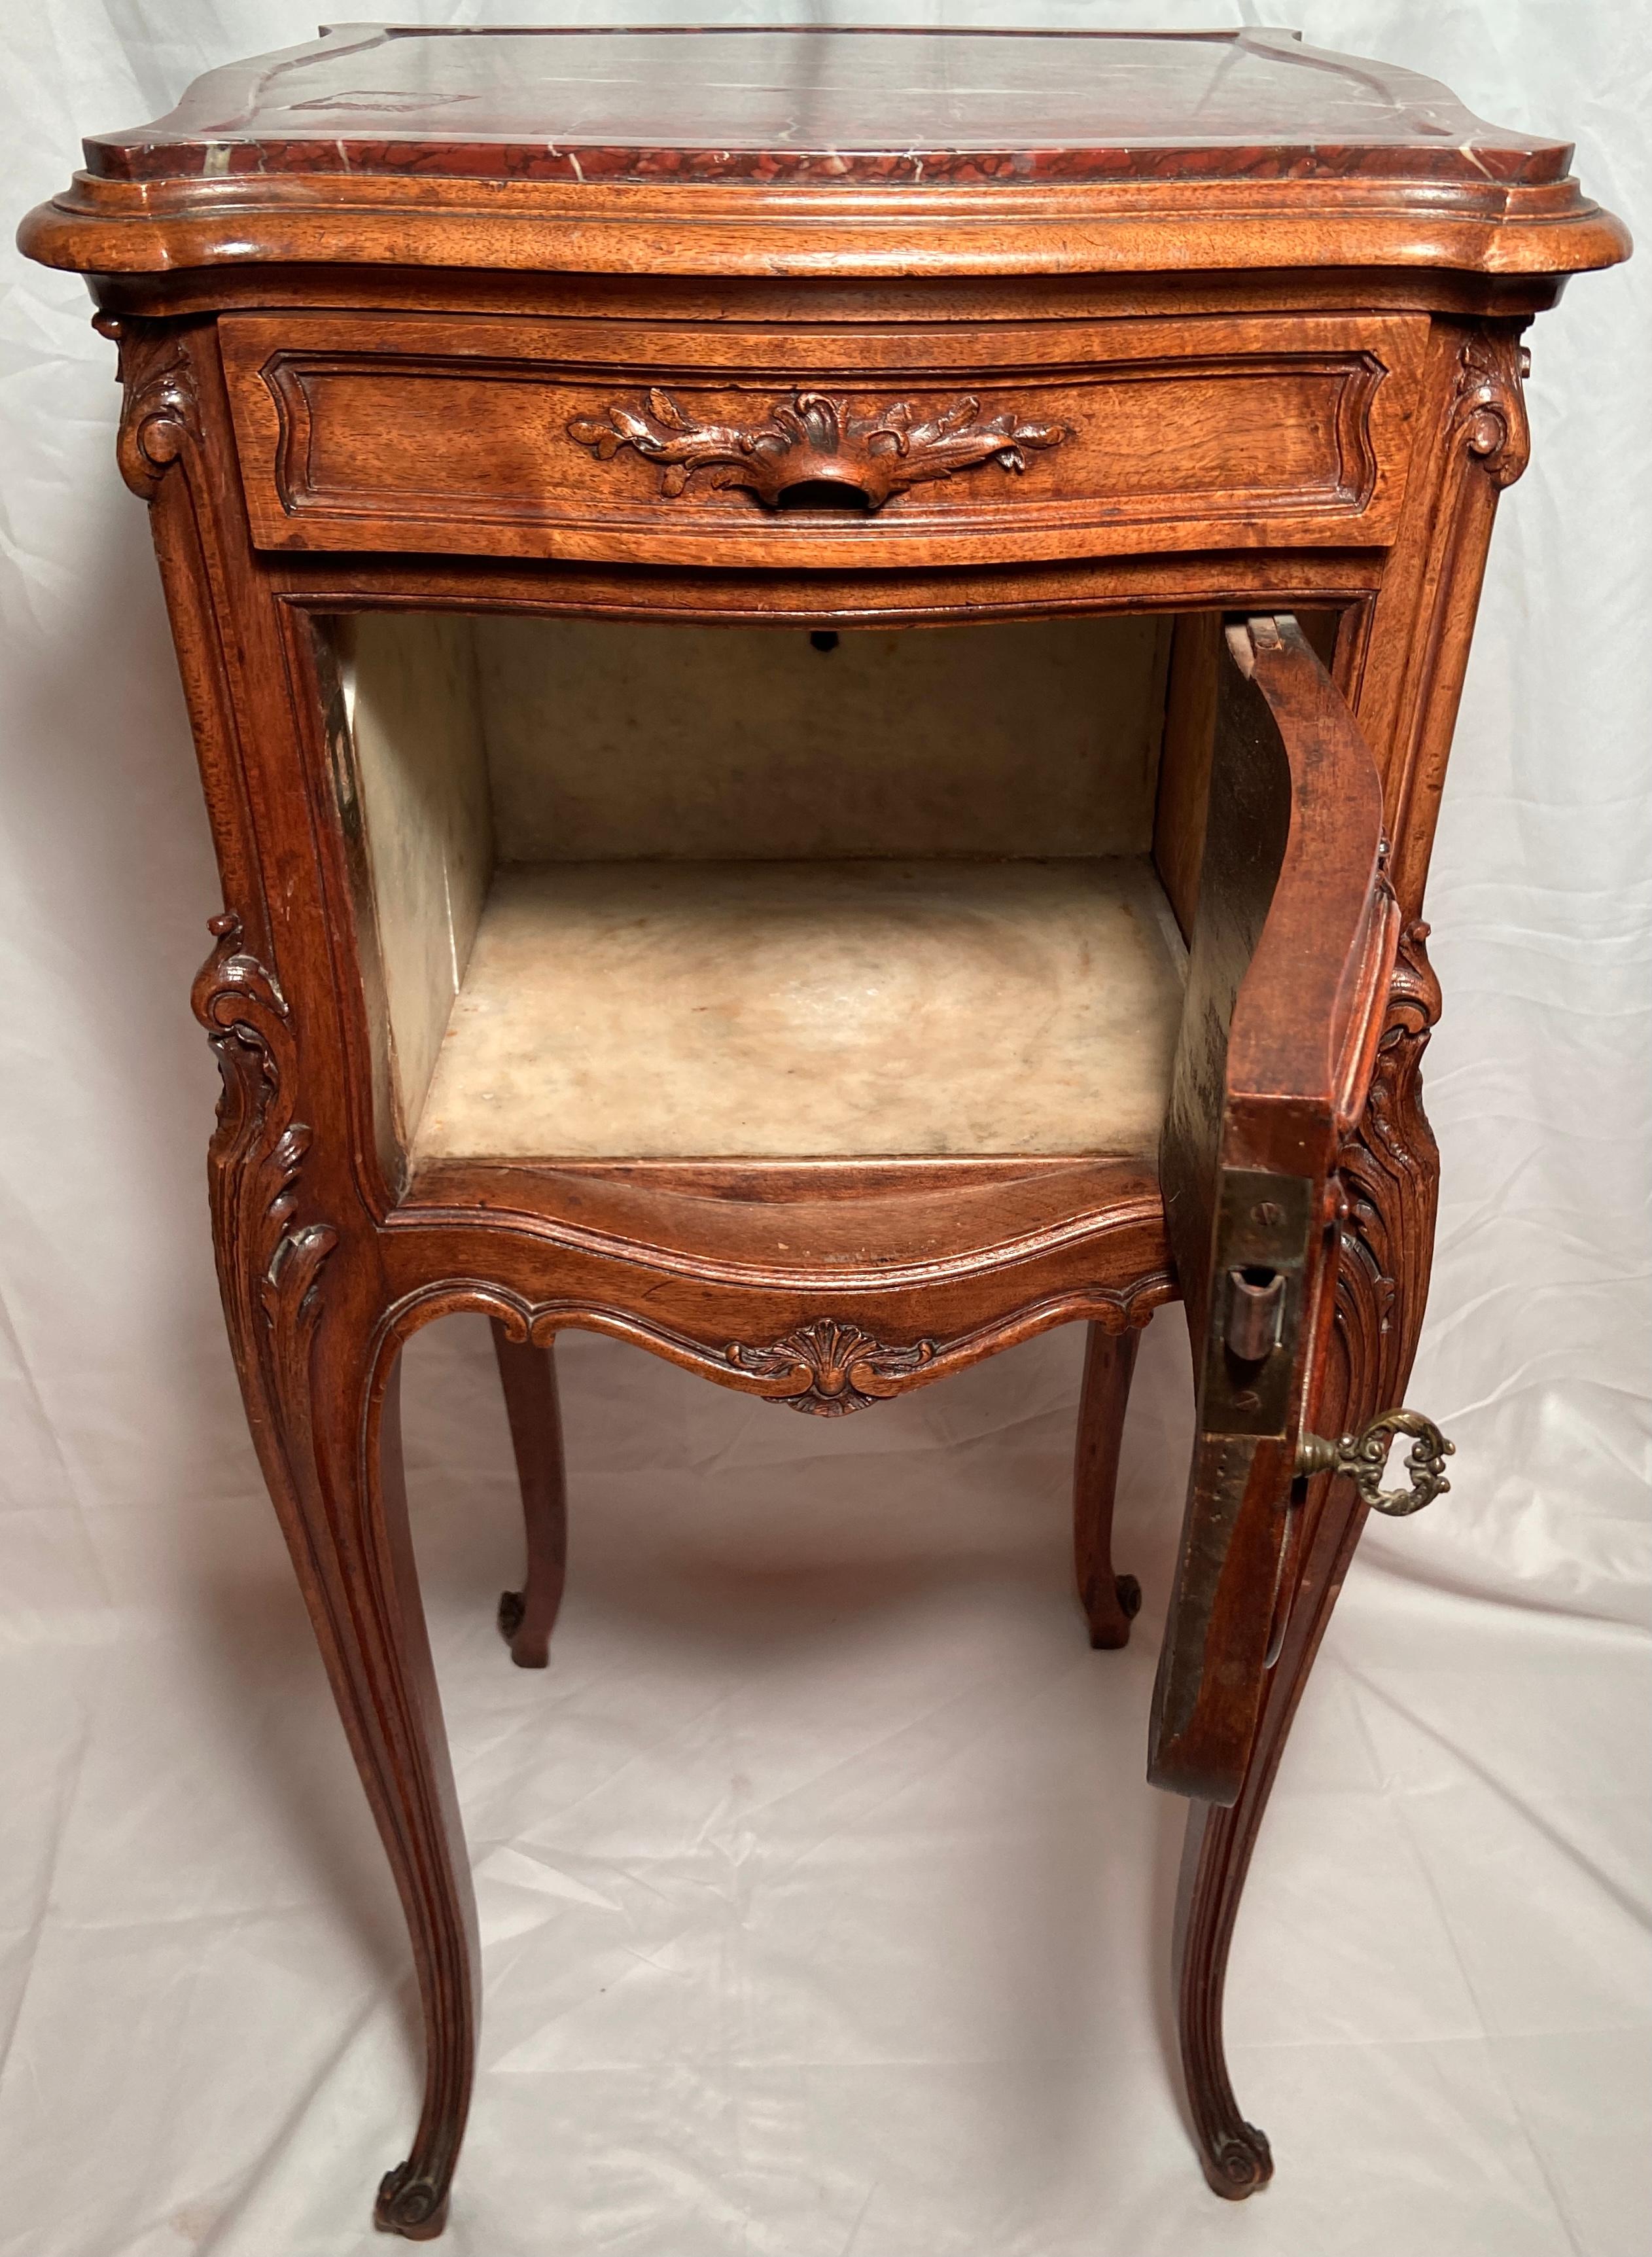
[{"left": 18, "top": 23, "right": 1626, "bottom": 2237}]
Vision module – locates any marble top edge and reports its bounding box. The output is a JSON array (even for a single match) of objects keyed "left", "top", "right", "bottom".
[{"left": 79, "top": 24, "right": 1572, "bottom": 190}]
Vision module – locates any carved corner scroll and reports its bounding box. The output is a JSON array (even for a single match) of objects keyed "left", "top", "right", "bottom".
[
  {"left": 1380, "top": 322, "right": 1532, "bottom": 914},
  {"left": 727, "top": 1317, "right": 937, "bottom": 1415},
  {"left": 567, "top": 387, "right": 1067, "bottom": 508},
  {"left": 192, "top": 913, "right": 338, "bottom": 1382},
  {"left": 96, "top": 315, "right": 202, "bottom": 501},
  {"left": 1455, "top": 331, "right": 1530, "bottom": 489}
]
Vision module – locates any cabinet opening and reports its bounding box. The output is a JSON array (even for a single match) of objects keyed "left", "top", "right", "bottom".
[{"left": 315, "top": 607, "right": 1278, "bottom": 1176}]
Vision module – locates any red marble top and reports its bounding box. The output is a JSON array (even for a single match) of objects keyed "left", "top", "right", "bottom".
[{"left": 82, "top": 24, "right": 1572, "bottom": 188}]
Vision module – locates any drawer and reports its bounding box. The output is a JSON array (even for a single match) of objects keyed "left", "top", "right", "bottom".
[{"left": 219, "top": 311, "right": 1427, "bottom": 568}]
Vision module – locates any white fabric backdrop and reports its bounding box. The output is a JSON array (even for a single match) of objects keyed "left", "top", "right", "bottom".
[{"left": 2, "top": 4, "right": 1647, "bottom": 2253}]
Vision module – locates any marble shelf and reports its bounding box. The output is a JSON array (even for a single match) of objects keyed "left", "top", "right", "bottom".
[{"left": 411, "top": 855, "right": 1187, "bottom": 1165}]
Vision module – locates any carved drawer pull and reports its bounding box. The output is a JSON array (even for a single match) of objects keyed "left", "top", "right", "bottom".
[
  {"left": 566, "top": 387, "right": 1066, "bottom": 510},
  {"left": 1295, "top": 1408, "right": 1454, "bottom": 1516}
]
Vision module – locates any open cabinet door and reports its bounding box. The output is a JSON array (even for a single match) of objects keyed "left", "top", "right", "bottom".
[{"left": 1149, "top": 614, "right": 1403, "bottom": 1806}]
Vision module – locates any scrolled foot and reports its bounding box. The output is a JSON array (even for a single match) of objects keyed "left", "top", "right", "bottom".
[
  {"left": 374, "top": 2161, "right": 450, "bottom": 2239},
  {"left": 1201, "top": 2121, "right": 1273, "bottom": 2200},
  {"left": 1072, "top": 1323, "right": 1141, "bottom": 1650},
  {"left": 497, "top": 1588, "right": 550, "bottom": 1669},
  {"left": 1084, "top": 1571, "right": 1142, "bottom": 1651}
]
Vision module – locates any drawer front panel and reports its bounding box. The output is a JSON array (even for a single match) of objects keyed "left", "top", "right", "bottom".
[{"left": 219, "top": 312, "right": 1426, "bottom": 567}]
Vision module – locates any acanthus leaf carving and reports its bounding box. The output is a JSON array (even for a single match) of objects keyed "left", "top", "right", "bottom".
[
  {"left": 1332, "top": 917, "right": 1442, "bottom": 1431},
  {"left": 726, "top": 1316, "right": 937, "bottom": 1415},
  {"left": 95, "top": 313, "right": 201, "bottom": 500},
  {"left": 1455, "top": 330, "right": 1530, "bottom": 489},
  {"left": 192, "top": 912, "right": 338, "bottom": 1390},
  {"left": 567, "top": 387, "right": 1067, "bottom": 509}
]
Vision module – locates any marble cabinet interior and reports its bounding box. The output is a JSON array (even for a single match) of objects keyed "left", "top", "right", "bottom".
[{"left": 328, "top": 610, "right": 1191, "bottom": 1166}]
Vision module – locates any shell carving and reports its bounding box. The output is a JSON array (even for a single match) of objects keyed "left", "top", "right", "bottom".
[{"left": 726, "top": 1318, "right": 937, "bottom": 1414}]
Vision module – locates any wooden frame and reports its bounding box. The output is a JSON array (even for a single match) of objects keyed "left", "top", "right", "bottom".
[{"left": 17, "top": 23, "right": 1626, "bottom": 2239}]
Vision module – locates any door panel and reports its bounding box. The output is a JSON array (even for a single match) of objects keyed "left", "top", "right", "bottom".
[{"left": 1150, "top": 614, "right": 1398, "bottom": 1805}]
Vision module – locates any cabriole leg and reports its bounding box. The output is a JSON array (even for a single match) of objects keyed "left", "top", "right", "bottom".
[
  {"left": 196, "top": 927, "right": 480, "bottom": 2239},
  {"left": 366, "top": 1352, "right": 481, "bottom": 2238},
  {"left": 1072, "top": 1321, "right": 1142, "bottom": 1647},
  {"left": 489, "top": 1320, "right": 568, "bottom": 1669},
  {"left": 241, "top": 1301, "right": 480, "bottom": 2239},
  {"left": 1173, "top": 1472, "right": 1371, "bottom": 2195},
  {"left": 1173, "top": 921, "right": 1441, "bottom": 2197}
]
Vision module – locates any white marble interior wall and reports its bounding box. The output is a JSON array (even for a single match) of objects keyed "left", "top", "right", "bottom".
[
  {"left": 345, "top": 609, "right": 1177, "bottom": 1156},
  {"left": 345, "top": 610, "right": 495, "bottom": 1142},
  {"left": 470, "top": 613, "right": 1172, "bottom": 863}
]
